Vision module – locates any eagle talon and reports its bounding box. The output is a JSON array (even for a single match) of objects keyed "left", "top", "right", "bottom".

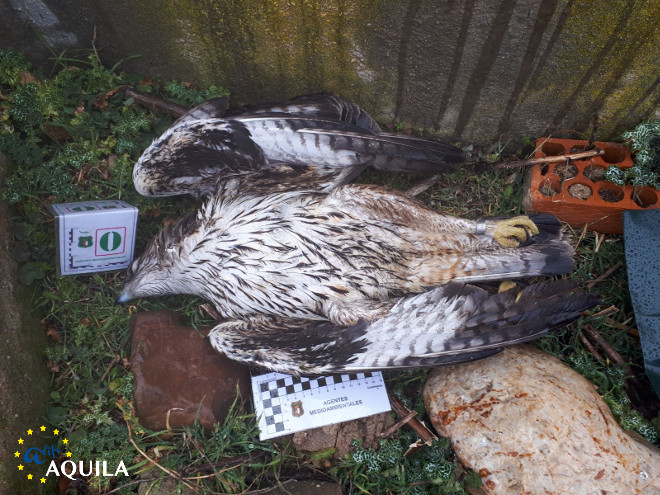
[{"left": 493, "top": 216, "right": 540, "bottom": 248}]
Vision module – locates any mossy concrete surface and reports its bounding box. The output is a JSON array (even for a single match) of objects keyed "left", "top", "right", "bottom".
[
  {"left": 5, "top": 0, "right": 658, "bottom": 145},
  {"left": 0, "top": 154, "right": 51, "bottom": 494}
]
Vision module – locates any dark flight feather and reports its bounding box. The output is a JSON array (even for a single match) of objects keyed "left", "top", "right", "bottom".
[
  {"left": 207, "top": 281, "right": 599, "bottom": 374},
  {"left": 132, "top": 91, "right": 464, "bottom": 198}
]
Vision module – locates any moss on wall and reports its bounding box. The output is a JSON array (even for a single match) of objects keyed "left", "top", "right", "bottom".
[{"left": 8, "top": 0, "right": 660, "bottom": 144}]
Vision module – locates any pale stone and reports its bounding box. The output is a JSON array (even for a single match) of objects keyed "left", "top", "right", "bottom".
[{"left": 424, "top": 346, "right": 660, "bottom": 494}]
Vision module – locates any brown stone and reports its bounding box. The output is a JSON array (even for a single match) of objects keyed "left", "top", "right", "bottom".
[
  {"left": 137, "top": 476, "right": 342, "bottom": 495},
  {"left": 130, "top": 310, "right": 251, "bottom": 431},
  {"left": 424, "top": 345, "right": 660, "bottom": 494},
  {"left": 292, "top": 411, "right": 394, "bottom": 459}
]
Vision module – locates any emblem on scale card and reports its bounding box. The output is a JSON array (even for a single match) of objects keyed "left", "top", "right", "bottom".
[{"left": 291, "top": 400, "right": 304, "bottom": 417}]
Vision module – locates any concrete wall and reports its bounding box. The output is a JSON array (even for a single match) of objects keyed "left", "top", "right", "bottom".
[{"left": 3, "top": 0, "right": 659, "bottom": 144}]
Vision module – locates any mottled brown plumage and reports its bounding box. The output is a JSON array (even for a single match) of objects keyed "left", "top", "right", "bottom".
[
  {"left": 120, "top": 92, "right": 599, "bottom": 374},
  {"left": 120, "top": 182, "right": 576, "bottom": 325}
]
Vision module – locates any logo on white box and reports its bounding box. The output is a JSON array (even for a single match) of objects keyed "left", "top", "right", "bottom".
[{"left": 95, "top": 227, "right": 126, "bottom": 256}]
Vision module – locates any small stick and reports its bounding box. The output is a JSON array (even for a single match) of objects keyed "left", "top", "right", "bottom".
[
  {"left": 406, "top": 175, "right": 441, "bottom": 197},
  {"left": 589, "top": 305, "right": 619, "bottom": 319},
  {"left": 121, "top": 86, "right": 189, "bottom": 117},
  {"left": 582, "top": 324, "right": 629, "bottom": 369},
  {"left": 605, "top": 317, "right": 636, "bottom": 334},
  {"left": 582, "top": 324, "right": 660, "bottom": 419},
  {"left": 587, "top": 113, "right": 600, "bottom": 151},
  {"left": 380, "top": 409, "right": 418, "bottom": 438},
  {"left": 125, "top": 419, "right": 201, "bottom": 494},
  {"left": 586, "top": 262, "right": 624, "bottom": 289},
  {"left": 579, "top": 332, "right": 606, "bottom": 365},
  {"left": 201, "top": 303, "right": 222, "bottom": 320},
  {"left": 182, "top": 451, "right": 267, "bottom": 475},
  {"left": 495, "top": 148, "right": 604, "bottom": 169},
  {"left": 99, "top": 356, "right": 119, "bottom": 383},
  {"left": 388, "top": 392, "right": 437, "bottom": 445}
]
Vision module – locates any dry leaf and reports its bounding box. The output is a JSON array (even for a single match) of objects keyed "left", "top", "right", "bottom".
[
  {"left": 46, "top": 328, "right": 62, "bottom": 343},
  {"left": 18, "top": 71, "right": 39, "bottom": 85},
  {"left": 44, "top": 123, "right": 72, "bottom": 142},
  {"left": 93, "top": 88, "right": 118, "bottom": 109}
]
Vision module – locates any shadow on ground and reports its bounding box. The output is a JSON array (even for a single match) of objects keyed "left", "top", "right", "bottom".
[{"left": 0, "top": 154, "right": 52, "bottom": 494}]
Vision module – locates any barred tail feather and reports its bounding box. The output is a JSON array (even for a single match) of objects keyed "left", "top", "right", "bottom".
[
  {"left": 298, "top": 128, "right": 465, "bottom": 175},
  {"left": 207, "top": 281, "right": 599, "bottom": 375}
]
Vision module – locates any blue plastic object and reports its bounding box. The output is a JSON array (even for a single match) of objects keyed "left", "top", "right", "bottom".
[{"left": 623, "top": 209, "right": 660, "bottom": 398}]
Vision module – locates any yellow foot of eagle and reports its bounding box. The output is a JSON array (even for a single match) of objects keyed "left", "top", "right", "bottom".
[{"left": 493, "top": 216, "right": 540, "bottom": 248}]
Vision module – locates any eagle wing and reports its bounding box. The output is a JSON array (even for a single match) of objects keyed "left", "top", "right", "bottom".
[
  {"left": 208, "top": 280, "right": 599, "bottom": 375},
  {"left": 132, "top": 92, "right": 465, "bottom": 198}
]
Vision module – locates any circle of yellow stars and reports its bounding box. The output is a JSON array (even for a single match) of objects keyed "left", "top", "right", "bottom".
[{"left": 15, "top": 425, "right": 72, "bottom": 483}]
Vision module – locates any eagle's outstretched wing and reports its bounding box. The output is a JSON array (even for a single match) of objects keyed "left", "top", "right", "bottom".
[
  {"left": 207, "top": 280, "right": 599, "bottom": 375},
  {"left": 132, "top": 91, "right": 465, "bottom": 198}
]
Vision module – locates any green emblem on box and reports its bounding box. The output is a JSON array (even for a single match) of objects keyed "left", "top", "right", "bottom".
[
  {"left": 78, "top": 235, "right": 93, "bottom": 248},
  {"left": 49, "top": 200, "right": 138, "bottom": 276}
]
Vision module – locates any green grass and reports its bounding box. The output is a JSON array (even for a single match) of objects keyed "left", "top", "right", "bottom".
[{"left": 1, "top": 47, "right": 657, "bottom": 494}]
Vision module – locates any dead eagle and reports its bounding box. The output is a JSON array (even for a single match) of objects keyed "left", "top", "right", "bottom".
[
  {"left": 132, "top": 91, "right": 465, "bottom": 198},
  {"left": 119, "top": 180, "right": 599, "bottom": 374}
]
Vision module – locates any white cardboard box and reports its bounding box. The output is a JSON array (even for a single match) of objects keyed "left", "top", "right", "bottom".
[{"left": 49, "top": 200, "right": 138, "bottom": 276}]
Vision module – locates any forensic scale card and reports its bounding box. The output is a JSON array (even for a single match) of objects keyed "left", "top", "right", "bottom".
[{"left": 251, "top": 371, "right": 391, "bottom": 440}]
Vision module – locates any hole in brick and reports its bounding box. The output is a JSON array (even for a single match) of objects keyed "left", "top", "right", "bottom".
[
  {"left": 598, "top": 184, "right": 624, "bottom": 203},
  {"left": 541, "top": 142, "right": 565, "bottom": 156},
  {"left": 568, "top": 183, "right": 593, "bottom": 200},
  {"left": 540, "top": 164, "right": 550, "bottom": 175},
  {"left": 601, "top": 145, "right": 626, "bottom": 164},
  {"left": 554, "top": 162, "right": 578, "bottom": 180},
  {"left": 631, "top": 187, "right": 658, "bottom": 208},
  {"left": 539, "top": 176, "right": 561, "bottom": 196},
  {"left": 583, "top": 165, "right": 606, "bottom": 183}
]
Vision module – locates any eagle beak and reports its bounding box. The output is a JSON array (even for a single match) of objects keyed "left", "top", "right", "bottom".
[{"left": 116, "top": 289, "right": 133, "bottom": 304}]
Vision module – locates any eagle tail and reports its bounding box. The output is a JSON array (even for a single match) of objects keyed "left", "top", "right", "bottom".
[
  {"left": 207, "top": 281, "right": 599, "bottom": 375},
  {"left": 298, "top": 128, "right": 465, "bottom": 175}
]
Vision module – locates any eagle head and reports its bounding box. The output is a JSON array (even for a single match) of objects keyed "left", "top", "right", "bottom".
[{"left": 117, "top": 212, "right": 202, "bottom": 303}]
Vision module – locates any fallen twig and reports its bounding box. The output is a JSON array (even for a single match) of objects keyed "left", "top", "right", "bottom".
[
  {"left": 582, "top": 324, "right": 628, "bottom": 367},
  {"left": 201, "top": 303, "right": 222, "bottom": 320},
  {"left": 182, "top": 451, "right": 267, "bottom": 475},
  {"left": 125, "top": 418, "right": 201, "bottom": 494},
  {"left": 495, "top": 148, "right": 604, "bottom": 169},
  {"left": 589, "top": 305, "right": 619, "bottom": 319},
  {"left": 99, "top": 356, "right": 119, "bottom": 383},
  {"left": 406, "top": 175, "right": 441, "bottom": 197},
  {"left": 579, "top": 332, "right": 606, "bottom": 365},
  {"left": 388, "top": 392, "right": 438, "bottom": 449},
  {"left": 582, "top": 324, "right": 660, "bottom": 419},
  {"left": 380, "top": 409, "right": 418, "bottom": 439},
  {"left": 121, "top": 86, "right": 189, "bottom": 117},
  {"left": 586, "top": 262, "right": 624, "bottom": 289}
]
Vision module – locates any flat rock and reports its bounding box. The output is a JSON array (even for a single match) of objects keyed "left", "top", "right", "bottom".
[
  {"left": 137, "top": 477, "right": 341, "bottom": 495},
  {"left": 130, "top": 310, "right": 251, "bottom": 431},
  {"left": 256, "top": 480, "right": 342, "bottom": 495},
  {"left": 293, "top": 411, "right": 394, "bottom": 459},
  {"left": 424, "top": 345, "right": 660, "bottom": 494}
]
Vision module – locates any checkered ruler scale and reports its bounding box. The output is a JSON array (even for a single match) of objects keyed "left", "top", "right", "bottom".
[{"left": 251, "top": 371, "right": 391, "bottom": 440}]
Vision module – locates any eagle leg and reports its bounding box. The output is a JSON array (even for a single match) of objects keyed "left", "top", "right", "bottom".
[{"left": 493, "top": 216, "right": 540, "bottom": 248}]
